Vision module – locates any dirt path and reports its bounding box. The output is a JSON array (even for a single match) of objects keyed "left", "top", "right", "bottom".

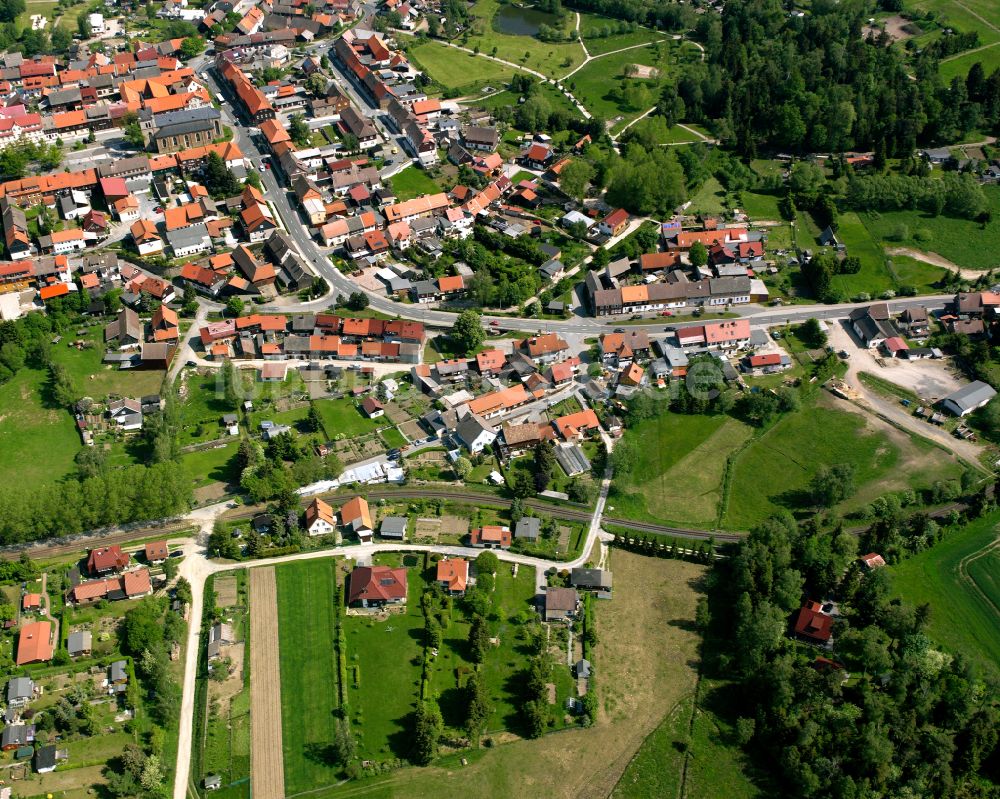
[
  {"left": 955, "top": 1, "right": 1000, "bottom": 34},
  {"left": 249, "top": 567, "right": 285, "bottom": 799},
  {"left": 885, "top": 247, "right": 988, "bottom": 280}
]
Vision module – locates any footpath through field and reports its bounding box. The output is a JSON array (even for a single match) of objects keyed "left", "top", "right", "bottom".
[{"left": 249, "top": 567, "right": 285, "bottom": 799}]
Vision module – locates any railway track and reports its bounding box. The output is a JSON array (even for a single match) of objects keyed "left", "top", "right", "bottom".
[{"left": 7, "top": 486, "right": 963, "bottom": 563}]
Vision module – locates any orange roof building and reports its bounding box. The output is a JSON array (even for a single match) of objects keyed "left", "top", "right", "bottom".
[
  {"left": 16, "top": 621, "right": 53, "bottom": 665},
  {"left": 470, "top": 525, "right": 511, "bottom": 550},
  {"left": 436, "top": 558, "right": 469, "bottom": 594}
]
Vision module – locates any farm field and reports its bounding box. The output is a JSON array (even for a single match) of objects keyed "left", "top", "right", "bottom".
[
  {"left": 250, "top": 567, "right": 285, "bottom": 799},
  {"left": 0, "top": 366, "right": 82, "bottom": 490},
  {"left": 465, "top": 0, "right": 584, "bottom": 78},
  {"left": 722, "top": 396, "right": 964, "bottom": 529},
  {"left": 390, "top": 165, "right": 443, "bottom": 201},
  {"left": 407, "top": 41, "right": 517, "bottom": 93},
  {"left": 860, "top": 189, "right": 1000, "bottom": 270},
  {"left": 610, "top": 413, "right": 753, "bottom": 529},
  {"left": 300, "top": 550, "right": 706, "bottom": 799},
  {"left": 891, "top": 511, "right": 1000, "bottom": 679},
  {"left": 275, "top": 560, "right": 341, "bottom": 794}
]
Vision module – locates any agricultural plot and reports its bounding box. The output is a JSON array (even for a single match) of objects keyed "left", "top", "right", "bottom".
[
  {"left": 274, "top": 560, "right": 341, "bottom": 794},
  {"left": 829, "top": 212, "right": 895, "bottom": 298},
  {"left": 249, "top": 568, "right": 285, "bottom": 799},
  {"left": 610, "top": 413, "right": 753, "bottom": 529},
  {"left": 722, "top": 396, "right": 964, "bottom": 530},
  {"left": 892, "top": 511, "right": 1000, "bottom": 679},
  {"left": 198, "top": 573, "right": 250, "bottom": 799}
]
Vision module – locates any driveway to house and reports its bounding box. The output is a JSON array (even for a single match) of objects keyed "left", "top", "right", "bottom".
[{"left": 825, "top": 322, "right": 985, "bottom": 466}]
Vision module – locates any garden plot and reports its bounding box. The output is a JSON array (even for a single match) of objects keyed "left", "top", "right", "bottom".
[
  {"left": 414, "top": 515, "right": 469, "bottom": 541},
  {"left": 398, "top": 418, "right": 425, "bottom": 442},
  {"left": 215, "top": 575, "right": 238, "bottom": 608}
]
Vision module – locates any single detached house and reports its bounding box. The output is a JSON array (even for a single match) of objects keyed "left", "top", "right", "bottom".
[{"left": 347, "top": 565, "right": 408, "bottom": 608}]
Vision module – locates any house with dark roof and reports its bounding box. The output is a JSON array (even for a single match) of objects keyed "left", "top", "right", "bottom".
[
  {"left": 544, "top": 587, "right": 578, "bottom": 622},
  {"left": 849, "top": 303, "right": 900, "bottom": 348},
  {"left": 347, "top": 565, "right": 408, "bottom": 608}
]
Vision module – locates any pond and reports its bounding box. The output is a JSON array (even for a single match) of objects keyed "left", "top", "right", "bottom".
[{"left": 494, "top": 3, "right": 562, "bottom": 36}]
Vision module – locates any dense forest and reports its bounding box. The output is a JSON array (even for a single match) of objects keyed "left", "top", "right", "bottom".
[{"left": 706, "top": 512, "right": 1000, "bottom": 798}]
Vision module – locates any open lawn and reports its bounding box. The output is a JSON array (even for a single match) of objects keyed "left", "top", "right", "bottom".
[
  {"left": 314, "top": 397, "right": 380, "bottom": 439},
  {"left": 407, "top": 41, "right": 517, "bottom": 93},
  {"left": 276, "top": 560, "right": 341, "bottom": 794},
  {"left": 612, "top": 693, "right": 758, "bottom": 799},
  {"left": 722, "top": 395, "right": 964, "bottom": 529},
  {"left": 301, "top": 550, "right": 706, "bottom": 799},
  {"left": 739, "top": 190, "right": 784, "bottom": 221},
  {"left": 940, "top": 45, "right": 1000, "bottom": 80},
  {"left": 891, "top": 511, "right": 1000, "bottom": 679},
  {"left": 180, "top": 440, "right": 240, "bottom": 488},
  {"left": 343, "top": 553, "right": 426, "bottom": 761},
  {"left": 460, "top": 0, "right": 585, "bottom": 79},
  {"left": 610, "top": 413, "right": 753, "bottom": 529},
  {"left": 860, "top": 188, "right": 1000, "bottom": 270},
  {"left": 829, "top": 212, "right": 894, "bottom": 298},
  {"left": 689, "top": 176, "right": 727, "bottom": 216},
  {"left": 390, "top": 166, "right": 442, "bottom": 202},
  {"left": 888, "top": 254, "right": 950, "bottom": 292},
  {"left": 0, "top": 367, "right": 82, "bottom": 490},
  {"left": 51, "top": 327, "right": 165, "bottom": 399}
]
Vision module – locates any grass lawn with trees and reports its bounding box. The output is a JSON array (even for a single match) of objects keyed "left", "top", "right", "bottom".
[
  {"left": 0, "top": 366, "right": 84, "bottom": 490},
  {"left": 610, "top": 413, "right": 753, "bottom": 529},
  {"left": 276, "top": 560, "right": 343, "bottom": 794},
  {"left": 407, "top": 40, "right": 517, "bottom": 94},
  {"left": 828, "top": 212, "right": 895, "bottom": 298},
  {"left": 343, "top": 553, "right": 427, "bottom": 761},
  {"left": 860, "top": 188, "right": 1000, "bottom": 270},
  {"left": 722, "top": 397, "right": 964, "bottom": 529},
  {"left": 891, "top": 511, "right": 1000, "bottom": 680},
  {"left": 568, "top": 41, "right": 695, "bottom": 127},
  {"left": 390, "top": 165, "right": 442, "bottom": 202},
  {"left": 298, "top": 550, "right": 707, "bottom": 799},
  {"left": 576, "top": 14, "right": 666, "bottom": 57},
  {"left": 460, "top": 0, "right": 585, "bottom": 79}
]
